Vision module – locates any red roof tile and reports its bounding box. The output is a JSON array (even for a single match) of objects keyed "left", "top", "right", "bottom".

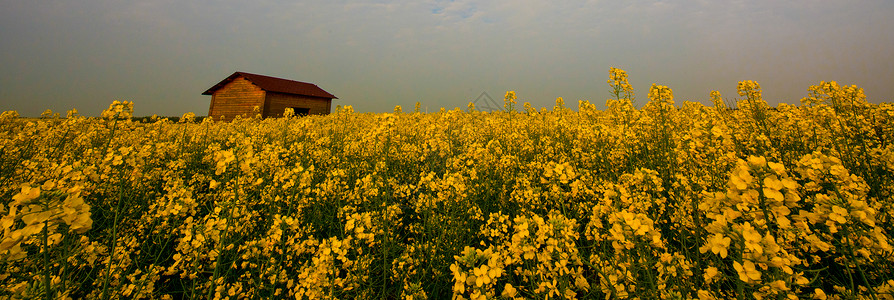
[{"left": 202, "top": 72, "right": 337, "bottom": 99}]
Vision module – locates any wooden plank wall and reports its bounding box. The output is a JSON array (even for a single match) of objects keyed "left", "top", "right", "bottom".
[
  {"left": 209, "top": 77, "right": 266, "bottom": 121},
  {"left": 264, "top": 92, "right": 333, "bottom": 117}
]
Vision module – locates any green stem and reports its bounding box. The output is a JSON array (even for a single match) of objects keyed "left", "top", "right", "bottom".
[
  {"left": 43, "top": 220, "right": 51, "bottom": 300},
  {"left": 130, "top": 229, "right": 174, "bottom": 298},
  {"left": 207, "top": 150, "right": 240, "bottom": 299},
  {"left": 101, "top": 113, "right": 121, "bottom": 157},
  {"left": 639, "top": 243, "right": 658, "bottom": 297},
  {"left": 737, "top": 237, "right": 745, "bottom": 298},
  {"left": 842, "top": 229, "right": 857, "bottom": 294},
  {"left": 101, "top": 186, "right": 124, "bottom": 300},
  {"left": 99, "top": 113, "right": 123, "bottom": 300},
  {"left": 843, "top": 227, "right": 878, "bottom": 300}
]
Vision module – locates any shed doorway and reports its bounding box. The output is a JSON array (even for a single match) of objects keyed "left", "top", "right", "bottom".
[{"left": 288, "top": 107, "right": 310, "bottom": 116}]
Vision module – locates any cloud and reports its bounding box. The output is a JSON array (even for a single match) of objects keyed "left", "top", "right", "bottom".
[{"left": 1, "top": 0, "right": 892, "bottom": 116}]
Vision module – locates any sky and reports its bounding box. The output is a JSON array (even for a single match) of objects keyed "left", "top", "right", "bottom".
[{"left": 1, "top": 0, "right": 892, "bottom": 117}]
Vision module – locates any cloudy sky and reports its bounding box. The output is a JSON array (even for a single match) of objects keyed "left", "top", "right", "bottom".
[{"left": 1, "top": 0, "right": 892, "bottom": 116}]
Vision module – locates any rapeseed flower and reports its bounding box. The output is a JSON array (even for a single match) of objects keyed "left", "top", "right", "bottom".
[
  {"left": 733, "top": 260, "right": 761, "bottom": 283},
  {"left": 0, "top": 76, "right": 891, "bottom": 299}
]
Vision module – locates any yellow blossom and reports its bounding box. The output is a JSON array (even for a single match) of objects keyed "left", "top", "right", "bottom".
[
  {"left": 501, "top": 283, "right": 517, "bottom": 298},
  {"left": 733, "top": 261, "right": 761, "bottom": 283}
]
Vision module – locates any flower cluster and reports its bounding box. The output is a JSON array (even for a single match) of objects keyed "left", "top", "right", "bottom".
[
  {"left": 1, "top": 69, "right": 893, "bottom": 299},
  {"left": 2, "top": 184, "right": 92, "bottom": 261},
  {"left": 608, "top": 67, "right": 635, "bottom": 101},
  {"left": 100, "top": 100, "right": 134, "bottom": 120}
]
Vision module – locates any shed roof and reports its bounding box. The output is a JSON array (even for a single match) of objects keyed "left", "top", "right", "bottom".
[{"left": 202, "top": 72, "right": 337, "bottom": 99}]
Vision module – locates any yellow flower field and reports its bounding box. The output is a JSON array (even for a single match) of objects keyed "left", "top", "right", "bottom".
[{"left": 2, "top": 69, "right": 894, "bottom": 299}]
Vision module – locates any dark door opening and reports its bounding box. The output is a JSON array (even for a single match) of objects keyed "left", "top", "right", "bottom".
[{"left": 287, "top": 107, "right": 310, "bottom": 116}]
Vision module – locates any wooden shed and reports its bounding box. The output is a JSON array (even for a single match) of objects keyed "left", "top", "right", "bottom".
[{"left": 202, "top": 72, "right": 337, "bottom": 121}]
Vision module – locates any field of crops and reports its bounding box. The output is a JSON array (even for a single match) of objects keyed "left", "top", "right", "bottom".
[{"left": 2, "top": 70, "right": 894, "bottom": 299}]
